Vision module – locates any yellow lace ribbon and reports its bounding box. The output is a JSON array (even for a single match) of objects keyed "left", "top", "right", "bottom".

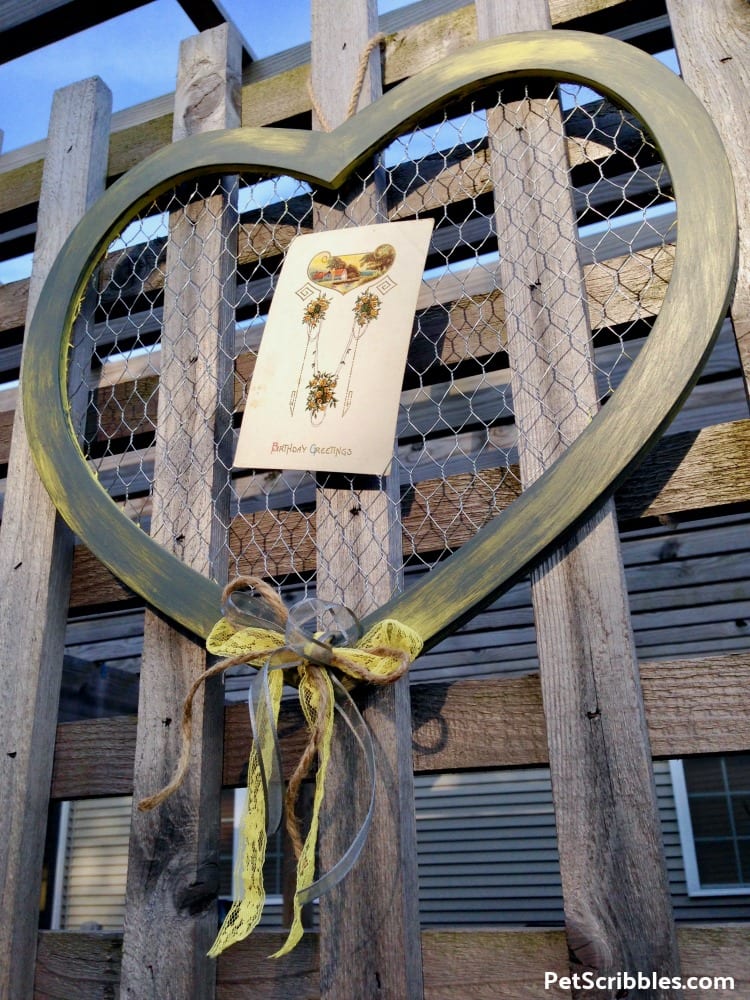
[{"left": 205, "top": 616, "right": 423, "bottom": 958}]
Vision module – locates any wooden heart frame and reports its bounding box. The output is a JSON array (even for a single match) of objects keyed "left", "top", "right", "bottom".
[{"left": 22, "top": 31, "right": 737, "bottom": 648}]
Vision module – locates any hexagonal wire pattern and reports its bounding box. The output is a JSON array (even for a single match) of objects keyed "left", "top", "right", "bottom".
[{"left": 71, "top": 82, "right": 675, "bottom": 651}]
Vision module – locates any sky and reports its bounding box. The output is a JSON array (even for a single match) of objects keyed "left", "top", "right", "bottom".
[
  {"left": 0, "top": 0, "right": 408, "bottom": 283},
  {"left": 0, "top": 0, "right": 410, "bottom": 153},
  {"left": 0, "top": 0, "right": 677, "bottom": 286}
]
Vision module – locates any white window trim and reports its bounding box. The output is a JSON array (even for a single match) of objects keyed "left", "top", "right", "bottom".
[
  {"left": 230, "top": 787, "right": 283, "bottom": 905},
  {"left": 669, "top": 759, "right": 750, "bottom": 897},
  {"left": 50, "top": 800, "right": 72, "bottom": 930}
]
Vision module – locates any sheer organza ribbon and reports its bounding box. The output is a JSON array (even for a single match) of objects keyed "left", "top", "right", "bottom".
[{"left": 138, "top": 576, "right": 423, "bottom": 958}]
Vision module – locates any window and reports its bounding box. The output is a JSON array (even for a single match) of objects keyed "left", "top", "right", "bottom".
[
  {"left": 50, "top": 796, "right": 131, "bottom": 930},
  {"left": 670, "top": 756, "right": 750, "bottom": 895}
]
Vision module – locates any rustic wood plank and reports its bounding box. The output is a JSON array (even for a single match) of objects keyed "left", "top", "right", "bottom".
[
  {"left": 0, "top": 237, "right": 676, "bottom": 477},
  {"left": 49, "top": 652, "right": 750, "bottom": 800},
  {"left": 11, "top": 343, "right": 736, "bottom": 525},
  {"left": 0, "top": 276, "right": 29, "bottom": 333},
  {"left": 7, "top": 339, "right": 743, "bottom": 511},
  {"left": 56, "top": 419, "right": 750, "bottom": 609},
  {"left": 615, "top": 419, "right": 750, "bottom": 520},
  {"left": 0, "top": 77, "right": 111, "bottom": 1000},
  {"left": 0, "top": 111, "right": 659, "bottom": 342},
  {"left": 72, "top": 243, "right": 674, "bottom": 461},
  {"left": 666, "top": 0, "right": 750, "bottom": 400},
  {"left": 410, "top": 653, "right": 750, "bottom": 772},
  {"left": 70, "top": 545, "right": 132, "bottom": 609},
  {"left": 0, "top": 405, "right": 13, "bottom": 464},
  {"left": 51, "top": 715, "right": 139, "bottom": 798},
  {"left": 387, "top": 134, "right": 651, "bottom": 224},
  {"left": 34, "top": 931, "right": 123, "bottom": 999},
  {"left": 118, "top": 26, "right": 240, "bottom": 999},
  {"left": 478, "top": 1, "right": 679, "bottom": 991},
  {"left": 32, "top": 923, "right": 750, "bottom": 999},
  {"left": 309, "top": 4, "right": 423, "bottom": 998},
  {"left": 0, "top": 117, "right": 664, "bottom": 343},
  {"left": 0, "top": 0, "right": 632, "bottom": 221}
]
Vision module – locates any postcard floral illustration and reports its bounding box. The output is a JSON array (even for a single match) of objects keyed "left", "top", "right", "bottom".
[{"left": 236, "top": 220, "right": 433, "bottom": 475}]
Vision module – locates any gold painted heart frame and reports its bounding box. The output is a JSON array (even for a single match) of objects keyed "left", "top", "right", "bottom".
[{"left": 22, "top": 31, "right": 737, "bottom": 648}]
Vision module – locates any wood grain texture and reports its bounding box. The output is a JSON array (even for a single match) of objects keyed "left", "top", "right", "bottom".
[
  {"left": 478, "top": 1, "right": 679, "bottom": 992},
  {"left": 666, "top": 0, "right": 750, "bottom": 401},
  {"left": 309, "top": 4, "right": 424, "bottom": 998},
  {"left": 615, "top": 419, "right": 750, "bottom": 520},
  {"left": 0, "top": 77, "right": 111, "bottom": 1000},
  {"left": 0, "top": 275, "right": 29, "bottom": 333},
  {"left": 118, "top": 25, "right": 240, "bottom": 1000},
  {"left": 48, "top": 651, "right": 750, "bottom": 800},
  {"left": 34, "top": 931, "right": 123, "bottom": 1000},
  {"left": 32, "top": 924, "right": 750, "bottom": 999}
]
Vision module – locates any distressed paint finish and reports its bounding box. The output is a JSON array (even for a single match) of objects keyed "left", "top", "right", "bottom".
[
  {"left": 22, "top": 32, "right": 737, "bottom": 648},
  {"left": 118, "top": 24, "right": 240, "bottom": 1000},
  {"left": 0, "top": 76, "right": 111, "bottom": 1000}
]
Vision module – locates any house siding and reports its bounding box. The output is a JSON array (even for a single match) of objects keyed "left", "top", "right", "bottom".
[{"left": 55, "top": 763, "right": 750, "bottom": 931}]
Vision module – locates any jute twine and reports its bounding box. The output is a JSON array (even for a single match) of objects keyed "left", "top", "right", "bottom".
[
  {"left": 138, "top": 575, "right": 411, "bottom": 860},
  {"left": 307, "top": 32, "right": 387, "bottom": 132}
]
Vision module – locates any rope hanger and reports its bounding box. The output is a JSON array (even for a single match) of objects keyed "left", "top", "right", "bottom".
[{"left": 307, "top": 32, "right": 387, "bottom": 132}]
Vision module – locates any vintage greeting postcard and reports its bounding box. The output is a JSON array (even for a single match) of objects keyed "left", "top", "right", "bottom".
[{"left": 235, "top": 219, "right": 434, "bottom": 475}]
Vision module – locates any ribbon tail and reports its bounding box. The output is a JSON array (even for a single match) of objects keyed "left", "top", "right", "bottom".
[
  {"left": 249, "top": 660, "right": 285, "bottom": 836},
  {"left": 298, "top": 676, "right": 376, "bottom": 901},
  {"left": 272, "top": 675, "right": 376, "bottom": 958},
  {"left": 208, "top": 665, "right": 284, "bottom": 958},
  {"left": 271, "top": 668, "right": 335, "bottom": 958}
]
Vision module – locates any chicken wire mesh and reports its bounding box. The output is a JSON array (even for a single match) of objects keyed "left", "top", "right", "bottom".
[{"left": 70, "top": 80, "right": 675, "bottom": 644}]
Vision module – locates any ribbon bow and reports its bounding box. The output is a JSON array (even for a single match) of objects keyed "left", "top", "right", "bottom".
[{"left": 138, "top": 576, "right": 423, "bottom": 958}]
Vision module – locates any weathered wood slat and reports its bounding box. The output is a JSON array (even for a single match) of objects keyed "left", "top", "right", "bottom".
[
  {"left": 56, "top": 419, "right": 750, "bottom": 610},
  {"left": 0, "top": 142, "right": 671, "bottom": 344},
  {"left": 48, "top": 651, "right": 750, "bottom": 801},
  {"left": 86, "top": 358, "right": 744, "bottom": 526},
  {"left": 479, "top": 1, "right": 679, "bottom": 990},
  {"left": 6, "top": 357, "right": 736, "bottom": 522},
  {"left": 31, "top": 922, "right": 750, "bottom": 999},
  {"left": 308, "top": 6, "right": 423, "bottom": 999},
  {"left": 88, "top": 115, "right": 641, "bottom": 300},
  {"left": 615, "top": 419, "right": 750, "bottom": 519},
  {"left": 0, "top": 78, "right": 112, "bottom": 1000},
  {"left": 667, "top": 0, "right": 750, "bottom": 398},
  {"left": 79, "top": 244, "right": 675, "bottom": 455},
  {"left": 118, "top": 26, "right": 240, "bottom": 999},
  {"left": 4, "top": 343, "right": 744, "bottom": 505},
  {"left": 2, "top": 238, "right": 679, "bottom": 473}
]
